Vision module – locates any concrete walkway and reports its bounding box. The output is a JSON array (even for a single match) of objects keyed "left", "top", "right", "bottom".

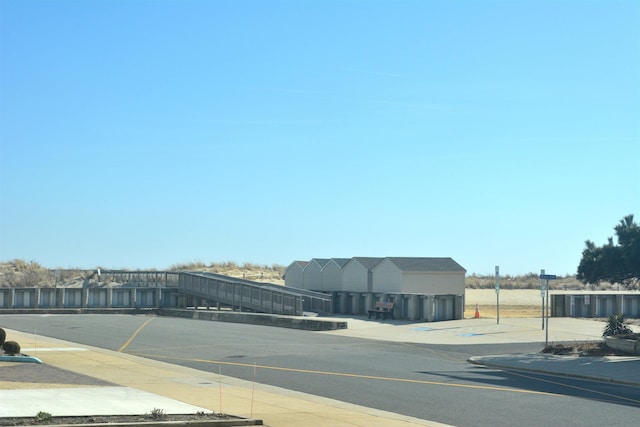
[{"left": 1, "top": 316, "right": 639, "bottom": 426}]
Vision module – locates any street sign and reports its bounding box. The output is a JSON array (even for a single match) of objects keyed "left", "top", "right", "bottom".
[
  {"left": 495, "top": 265, "right": 500, "bottom": 324},
  {"left": 539, "top": 269, "right": 555, "bottom": 347}
]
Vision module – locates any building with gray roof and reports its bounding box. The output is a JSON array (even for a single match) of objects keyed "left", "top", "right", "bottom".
[
  {"left": 373, "top": 257, "right": 466, "bottom": 294},
  {"left": 284, "top": 261, "right": 308, "bottom": 289},
  {"left": 284, "top": 256, "right": 466, "bottom": 321}
]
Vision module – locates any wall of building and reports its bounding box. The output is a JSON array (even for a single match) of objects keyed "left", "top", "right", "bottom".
[
  {"left": 342, "top": 261, "right": 370, "bottom": 292},
  {"left": 284, "top": 263, "right": 305, "bottom": 288},
  {"left": 302, "top": 260, "right": 324, "bottom": 291},
  {"left": 552, "top": 293, "right": 640, "bottom": 318},
  {"left": 401, "top": 272, "right": 465, "bottom": 294},
  {"left": 371, "top": 260, "right": 402, "bottom": 292},
  {"left": 370, "top": 260, "right": 465, "bottom": 295},
  {"left": 321, "top": 261, "right": 343, "bottom": 291},
  {"left": 332, "top": 291, "right": 464, "bottom": 321},
  {"left": 0, "top": 287, "right": 170, "bottom": 309}
]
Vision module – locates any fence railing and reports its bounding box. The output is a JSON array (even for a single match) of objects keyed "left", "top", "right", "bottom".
[
  {"left": 0, "top": 271, "right": 333, "bottom": 316},
  {"left": 178, "top": 272, "right": 333, "bottom": 316},
  {"left": 91, "top": 271, "right": 180, "bottom": 288},
  {"left": 0, "top": 287, "right": 172, "bottom": 309}
]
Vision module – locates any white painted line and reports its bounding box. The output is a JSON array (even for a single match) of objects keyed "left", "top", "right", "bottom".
[{"left": 21, "top": 347, "right": 87, "bottom": 352}]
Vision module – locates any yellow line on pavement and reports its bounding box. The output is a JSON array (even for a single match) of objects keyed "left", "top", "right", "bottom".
[
  {"left": 131, "top": 353, "right": 558, "bottom": 396},
  {"left": 118, "top": 316, "right": 155, "bottom": 352}
]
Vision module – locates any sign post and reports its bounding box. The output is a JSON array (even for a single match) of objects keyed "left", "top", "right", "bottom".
[
  {"left": 495, "top": 266, "right": 500, "bottom": 325},
  {"left": 540, "top": 269, "right": 545, "bottom": 330},
  {"left": 539, "top": 271, "right": 557, "bottom": 348}
]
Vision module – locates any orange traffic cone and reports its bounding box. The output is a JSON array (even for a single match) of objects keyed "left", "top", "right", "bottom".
[{"left": 474, "top": 304, "right": 480, "bottom": 318}]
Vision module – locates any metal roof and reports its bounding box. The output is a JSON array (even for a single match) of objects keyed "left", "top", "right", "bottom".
[
  {"left": 309, "top": 258, "right": 331, "bottom": 267},
  {"left": 287, "top": 261, "right": 309, "bottom": 269},
  {"left": 351, "top": 257, "right": 385, "bottom": 270},
  {"left": 289, "top": 257, "right": 465, "bottom": 273},
  {"left": 330, "top": 258, "right": 351, "bottom": 268},
  {"left": 383, "top": 257, "right": 466, "bottom": 272}
]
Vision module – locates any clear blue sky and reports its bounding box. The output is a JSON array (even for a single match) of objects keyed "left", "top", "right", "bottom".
[{"left": 1, "top": 0, "right": 638, "bottom": 276}]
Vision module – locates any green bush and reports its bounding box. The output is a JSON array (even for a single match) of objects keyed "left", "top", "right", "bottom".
[
  {"left": 602, "top": 313, "right": 633, "bottom": 337},
  {"left": 0, "top": 328, "right": 5, "bottom": 346},
  {"left": 2, "top": 340, "right": 21, "bottom": 355},
  {"left": 35, "top": 412, "right": 53, "bottom": 424}
]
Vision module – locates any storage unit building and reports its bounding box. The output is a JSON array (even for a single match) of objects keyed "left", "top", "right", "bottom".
[
  {"left": 284, "top": 261, "right": 308, "bottom": 289},
  {"left": 321, "top": 258, "right": 351, "bottom": 291},
  {"left": 342, "top": 257, "right": 384, "bottom": 292},
  {"left": 302, "top": 258, "right": 331, "bottom": 291},
  {"left": 372, "top": 257, "right": 466, "bottom": 294}
]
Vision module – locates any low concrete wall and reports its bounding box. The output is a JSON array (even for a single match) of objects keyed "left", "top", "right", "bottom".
[
  {"left": 159, "top": 308, "right": 347, "bottom": 331},
  {"left": 0, "top": 308, "right": 154, "bottom": 315},
  {"left": 0, "top": 307, "right": 349, "bottom": 331},
  {"left": 605, "top": 336, "right": 640, "bottom": 355}
]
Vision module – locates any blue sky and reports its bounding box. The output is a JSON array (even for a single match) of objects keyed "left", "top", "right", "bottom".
[{"left": 1, "top": 0, "right": 638, "bottom": 275}]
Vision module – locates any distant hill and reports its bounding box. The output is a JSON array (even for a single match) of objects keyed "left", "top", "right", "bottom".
[{"left": 0, "top": 259, "right": 286, "bottom": 288}]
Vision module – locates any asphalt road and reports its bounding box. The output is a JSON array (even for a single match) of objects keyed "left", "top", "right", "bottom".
[{"left": 2, "top": 314, "right": 639, "bottom": 427}]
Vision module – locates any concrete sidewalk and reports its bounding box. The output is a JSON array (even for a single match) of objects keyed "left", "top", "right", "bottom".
[
  {"left": 1, "top": 316, "right": 639, "bottom": 426},
  {"left": 316, "top": 316, "right": 613, "bottom": 345}
]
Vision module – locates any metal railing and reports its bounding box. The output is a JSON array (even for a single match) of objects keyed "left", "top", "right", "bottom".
[
  {"left": 91, "top": 270, "right": 180, "bottom": 288},
  {"left": 195, "top": 272, "right": 333, "bottom": 313},
  {"left": 178, "top": 272, "right": 333, "bottom": 316},
  {"left": 0, "top": 270, "right": 333, "bottom": 316}
]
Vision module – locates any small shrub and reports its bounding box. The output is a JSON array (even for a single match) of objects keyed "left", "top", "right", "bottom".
[
  {"left": 35, "top": 412, "right": 53, "bottom": 424},
  {"left": 148, "top": 408, "right": 165, "bottom": 420},
  {"left": 0, "top": 328, "right": 6, "bottom": 346},
  {"left": 603, "top": 314, "right": 633, "bottom": 337},
  {"left": 2, "top": 340, "right": 21, "bottom": 355}
]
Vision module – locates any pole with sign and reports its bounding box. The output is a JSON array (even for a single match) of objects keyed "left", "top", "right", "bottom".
[
  {"left": 540, "top": 269, "right": 545, "bottom": 330},
  {"left": 539, "top": 271, "right": 557, "bottom": 348},
  {"left": 495, "top": 266, "right": 500, "bottom": 325}
]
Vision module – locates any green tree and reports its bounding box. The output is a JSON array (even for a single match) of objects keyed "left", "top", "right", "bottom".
[{"left": 577, "top": 214, "right": 640, "bottom": 289}]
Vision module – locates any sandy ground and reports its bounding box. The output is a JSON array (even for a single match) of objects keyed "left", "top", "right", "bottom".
[
  {"left": 465, "top": 289, "right": 547, "bottom": 318},
  {"left": 464, "top": 289, "right": 640, "bottom": 319}
]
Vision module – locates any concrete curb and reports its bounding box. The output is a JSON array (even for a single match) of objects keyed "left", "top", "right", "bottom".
[
  {"left": 158, "top": 308, "right": 348, "bottom": 331},
  {"left": 0, "top": 308, "right": 154, "bottom": 315},
  {"left": 0, "top": 354, "right": 43, "bottom": 364},
  {"left": 0, "top": 309, "right": 348, "bottom": 331},
  {"left": 605, "top": 336, "right": 640, "bottom": 355}
]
